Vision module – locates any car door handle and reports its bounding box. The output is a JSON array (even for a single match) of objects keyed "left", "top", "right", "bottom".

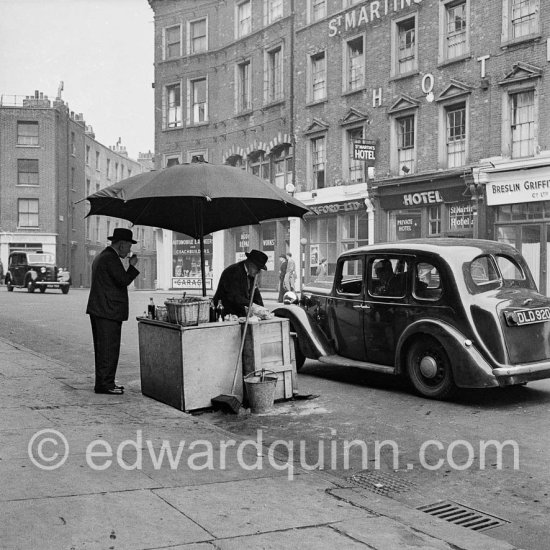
[{"left": 353, "top": 304, "right": 371, "bottom": 310}]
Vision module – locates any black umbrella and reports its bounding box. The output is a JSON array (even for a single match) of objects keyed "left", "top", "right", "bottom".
[{"left": 85, "top": 162, "right": 311, "bottom": 296}]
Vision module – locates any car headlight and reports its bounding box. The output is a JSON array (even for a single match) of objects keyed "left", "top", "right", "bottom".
[
  {"left": 283, "top": 291, "right": 298, "bottom": 305},
  {"left": 40, "top": 267, "right": 46, "bottom": 273}
]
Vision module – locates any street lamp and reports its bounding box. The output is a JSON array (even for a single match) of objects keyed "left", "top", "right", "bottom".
[{"left": 300, "top": 237, "right": 307, "bottom": 291}]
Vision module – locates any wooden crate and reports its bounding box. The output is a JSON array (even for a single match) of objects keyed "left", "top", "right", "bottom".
[
  {"left": 139, "top": 318, "right": 243, "bottom": 411},
  {"left": 242, "top": 317, "right": 295, "bottom": 400}
]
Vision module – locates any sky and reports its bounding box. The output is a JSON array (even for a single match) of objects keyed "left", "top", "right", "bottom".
[{"left": 0, "top": 0, "right": 155, "bottom": 160}]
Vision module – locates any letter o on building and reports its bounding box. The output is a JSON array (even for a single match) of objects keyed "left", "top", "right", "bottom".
[{"left": 421, "top": 73, "right": 434, "bottom": 95}]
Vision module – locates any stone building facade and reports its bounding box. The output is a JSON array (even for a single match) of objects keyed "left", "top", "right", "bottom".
[{"left": 148, "top": 0, "right": 550, "bottom": 293}]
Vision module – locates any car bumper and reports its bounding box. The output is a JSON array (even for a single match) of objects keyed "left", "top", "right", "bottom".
[
  {"left": 34, "top": 281, "right": 70, "bottom": 288},
  {"left": 492, "top": 362, "right": 550, "bottom": 386}
]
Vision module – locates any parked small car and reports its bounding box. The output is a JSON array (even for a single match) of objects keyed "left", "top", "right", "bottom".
[
  {"left": 274, "top": 238, "right": 550, "bottom": 399},
  {"left": 5, "top": 251, "right": 71, "bottom": 294}
]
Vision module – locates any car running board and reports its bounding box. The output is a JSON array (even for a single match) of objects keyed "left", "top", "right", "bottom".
[{"left": 318, "top": 355, "right": 396, "bottom": 374}]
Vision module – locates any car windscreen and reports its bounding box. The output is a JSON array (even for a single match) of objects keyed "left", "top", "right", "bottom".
[{"left": 27, "top": 253, "right": 55, "bottom": 265}]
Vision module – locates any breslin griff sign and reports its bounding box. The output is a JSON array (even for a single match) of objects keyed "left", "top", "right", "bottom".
[{"left": 353, "top": 141, "right": 376, "bottom": 165}]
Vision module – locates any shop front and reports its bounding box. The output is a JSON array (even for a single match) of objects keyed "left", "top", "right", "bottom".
[
  {"left": 225, "top": 220, "right": 290, "bottom": 291},
  {"left": 301, "top": 198, "right": 369, "bottom": 284},
  {"left": 373, "top": 173, "right": 477, "bottom": 242},
  {"left": 171, "top": 232, "right": 213, "bottom": 291},
  {"left": 484, "top": 164, "right": 550, "bottom": 295}
]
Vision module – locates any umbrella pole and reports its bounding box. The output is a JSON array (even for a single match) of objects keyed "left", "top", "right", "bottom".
[{"left": 199, "top": 233, "right": 207, "bottom": 297}]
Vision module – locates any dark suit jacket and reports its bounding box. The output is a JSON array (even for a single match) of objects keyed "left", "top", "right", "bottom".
[
  {"left": 213, "top": 260, "right": 263, "bottom": 317},
  {"left": 86, "top": 247, "right": 140, "bottom": 322}
]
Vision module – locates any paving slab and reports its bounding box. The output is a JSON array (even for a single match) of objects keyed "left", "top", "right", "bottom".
[
  {"left": 0, "top": 455, "right": 158, "bottom": 501},
  {"left": 330, "top": 488, "right": 519, "bottom": 550},
  {"left": 332, "top": 516, "right": 456, "bottom": 549},
  {"left": 0, "top": 490, "right": 212, "bottom": 550},
  {"left": 155, "top": 476, "right": 375, "bottom": 539},
  {"left": 209, "top": 525, "right": 367, "bottom": 549}
]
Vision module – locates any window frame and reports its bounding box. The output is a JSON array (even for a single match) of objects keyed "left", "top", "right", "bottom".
[
  {"left": 439, "top": 99, "right": 468, "bottom": 168},
  {"left": 391, "top": 14, "right": 418, "bottom": 77},
  {"left": 343, "top": 34, "right": 365, "bottom": 93},
  {"left": 18, "top": 198, "right": 39, "bottom": 228},
  {"left": 308, "top": 50, "right": 327, "bottom": 103},
  {"left": 164, "top": 25, "right": 182, "bottom": 60},
  {"left": 236, "top": 0, "right": 252, "bottom": 38},
  {"left": 164, "top": 82, "right": 183, "bottom": 130},
  {"left": 310, "top": 135, "right": 327, "bottom": 190},
  {"left": 438, "top": 0, "right": 469, "bottom": 64},
  {"left": 308, "top": 0, "right": 326, "bottom": 23},
  {"left": 17, "top": 159, "right": 39, "bottom": 186},
  {"left": 265, "top": 0, "right": 283, "bottom": 25},
  {"left": 188, "top": 17, "right": 208, "bottom": 55},
  {"left": 391, "top": 113, "right": 417, "bottom": 175},
  {"left": 17, "top": 121, "right": 39, "bottom": 146},
  {"left": 236, "top": 59, "right": 252, "bottom": 113},
  {"left": 345, "top": 126, "right": 367, "bottom": 183},
  {"left": 264, "top": 44, "right": 284, "bottom": 104},
  {"left": 187, "top": 77, "right": 208, "bottom": 125},
  {"left": 501, "top": 0, "right": 540, "bottom": 45}
]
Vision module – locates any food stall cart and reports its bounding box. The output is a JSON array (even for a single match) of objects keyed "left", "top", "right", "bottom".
[{"left": 137, "top": 301, "right": 296, "bottom": 412}]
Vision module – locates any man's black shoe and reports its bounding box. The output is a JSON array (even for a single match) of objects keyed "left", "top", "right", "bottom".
[
  {"left": 95, "top": 387, "right": 124, "bottom": 395},
  {"left": 114, "top": 384, "right": 124, "bottom": 390}
]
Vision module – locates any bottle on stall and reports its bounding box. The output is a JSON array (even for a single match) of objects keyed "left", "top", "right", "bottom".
[
  {"left": 148, "top": 297, "right": 156, "bottom": 320},
  {"left": 216, "top": 300, "right": 225, "bottom": 322},
  {"left": 209, "top": 299, "right": 217, "bottom": 323}
]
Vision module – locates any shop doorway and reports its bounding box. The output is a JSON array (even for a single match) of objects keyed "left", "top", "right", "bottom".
[{"left": 496, "top": 224, "right": 549, "bottom": 295}]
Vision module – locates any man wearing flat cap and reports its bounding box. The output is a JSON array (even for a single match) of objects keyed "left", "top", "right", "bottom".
[
  {"left": 86, "top": 228, "right": 140, "bottom": 395},
  {"left": 213, "top": 249, "right": 267, "bottom": 317}
]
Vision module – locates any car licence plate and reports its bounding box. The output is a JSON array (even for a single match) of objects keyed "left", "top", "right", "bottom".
[{"left": 505, "top": 306, "right": 550, "bottom": 326}]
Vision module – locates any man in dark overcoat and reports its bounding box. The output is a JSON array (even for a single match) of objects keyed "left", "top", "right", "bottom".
[
  {"left": 213, "top": 249, "right": 267, "bottom": 317},
  {"left": 86, "top": 228, "right": 139, "bottom": 394}
]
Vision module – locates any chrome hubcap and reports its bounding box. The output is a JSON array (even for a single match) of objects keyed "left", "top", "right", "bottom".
[{"left": 419, "top": 355, "right": 438, "bottom": 378}]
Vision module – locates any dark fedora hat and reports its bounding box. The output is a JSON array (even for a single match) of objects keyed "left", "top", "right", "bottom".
[
  {"left": 245, "top": 249, "right": 268, "bottom": 270},
  {"left": 107, "top": 227, "right": 137, "bottom": 244}
]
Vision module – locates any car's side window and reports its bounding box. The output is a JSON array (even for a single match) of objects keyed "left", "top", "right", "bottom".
[
  {"left": 470, "top": 256, "right": 499, "bottom": 286},
  {"left": 413, "top": 261, "right": 442, "bottom": 300},
  {"left": 335, "top": 257, "right": 363, "bottom": 295},
  {"left": 369, "top": 257, "right": 407, "bottom": 298},
  {"left": 495, "top": 255, "right": 525, "bottom": 283}
]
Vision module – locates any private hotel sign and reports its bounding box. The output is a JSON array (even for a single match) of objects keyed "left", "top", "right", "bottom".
[{"left": 485, "top": 168, "right": 550, "bottom": 206}]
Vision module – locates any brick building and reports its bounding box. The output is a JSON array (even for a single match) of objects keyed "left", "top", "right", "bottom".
[
  {"left": 148, "top": 0, "right": 550, "bottom": 293},
  {"left": 0, "top": 90, "right": 157, "bottom": 289}
]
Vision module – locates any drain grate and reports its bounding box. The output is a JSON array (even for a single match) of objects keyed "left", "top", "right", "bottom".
[
  {"left": 346, "top": 470, "right": 415, "bottom": 496},
  {"left": 417, "top": 501, "right": 509, "bottom": 532}
]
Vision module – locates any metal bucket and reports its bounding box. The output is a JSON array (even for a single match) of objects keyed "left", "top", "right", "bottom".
[{"left": 244, "top": 370, "right": 277, "bottom": 413}]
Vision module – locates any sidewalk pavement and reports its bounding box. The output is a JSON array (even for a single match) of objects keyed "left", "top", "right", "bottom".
[{"left": 0, "top": 336, "right": 521, "bottom": 550}]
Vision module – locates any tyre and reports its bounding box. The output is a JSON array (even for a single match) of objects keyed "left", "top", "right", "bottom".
[
  {"left": 407, "top": 337, "right": 456, "bottom": 400},
  {"left": 39, "top": 287, "right": 46, "bottom": 293},
  {"left": 61, "top": 286, "right": 70, "bottom": 294},
  {"left": 26, "top": 279, "right": 35, "bottom": 293},
  {"left": 6, "top": 277, "right": 13, "bottom": 292}
]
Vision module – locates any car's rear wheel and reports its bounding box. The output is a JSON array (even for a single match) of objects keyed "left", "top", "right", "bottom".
[
  {"left": 407, "top": 337, "right": 456, "bottom": 400},
  {"left": 6, "top": 277, "right": 13, "bottom": 292},
  {"left": 61, "top": 286, "right": 70, "bottom": 294},
  {"left": 40, "top": 287, "right": 46, "bottom": 293},
  {"left": 26, "top": 279, "right": 36, "bottom": 293}
]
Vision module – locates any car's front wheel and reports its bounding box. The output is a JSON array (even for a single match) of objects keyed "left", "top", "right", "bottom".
[
  {"left": 407, "top": 337, "right": 456, "bottom": 400},
  {"left": 5, "top": 277, "right": 13, "bottom": 292},
  {"left": 61, "top": 286, "right": 70, "bottom": 294},
  {"left": 39, "top": 287, "right": 46, "bottom": 293},
  {"left": 26, "top": 279, "right": 35, "bottom": 293}
]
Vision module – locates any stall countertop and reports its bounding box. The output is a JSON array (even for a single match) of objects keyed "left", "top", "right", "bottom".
[{"left": 137, "top": 317, "right": 241, "bottom": 331}]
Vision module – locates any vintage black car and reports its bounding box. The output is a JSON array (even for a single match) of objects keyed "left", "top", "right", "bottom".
[
  {"left": 274, "top": 239, "right": 550, "bottom": 399},
  {"left": 5, "top": 251, "right": 71, "bottom": 294}
]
